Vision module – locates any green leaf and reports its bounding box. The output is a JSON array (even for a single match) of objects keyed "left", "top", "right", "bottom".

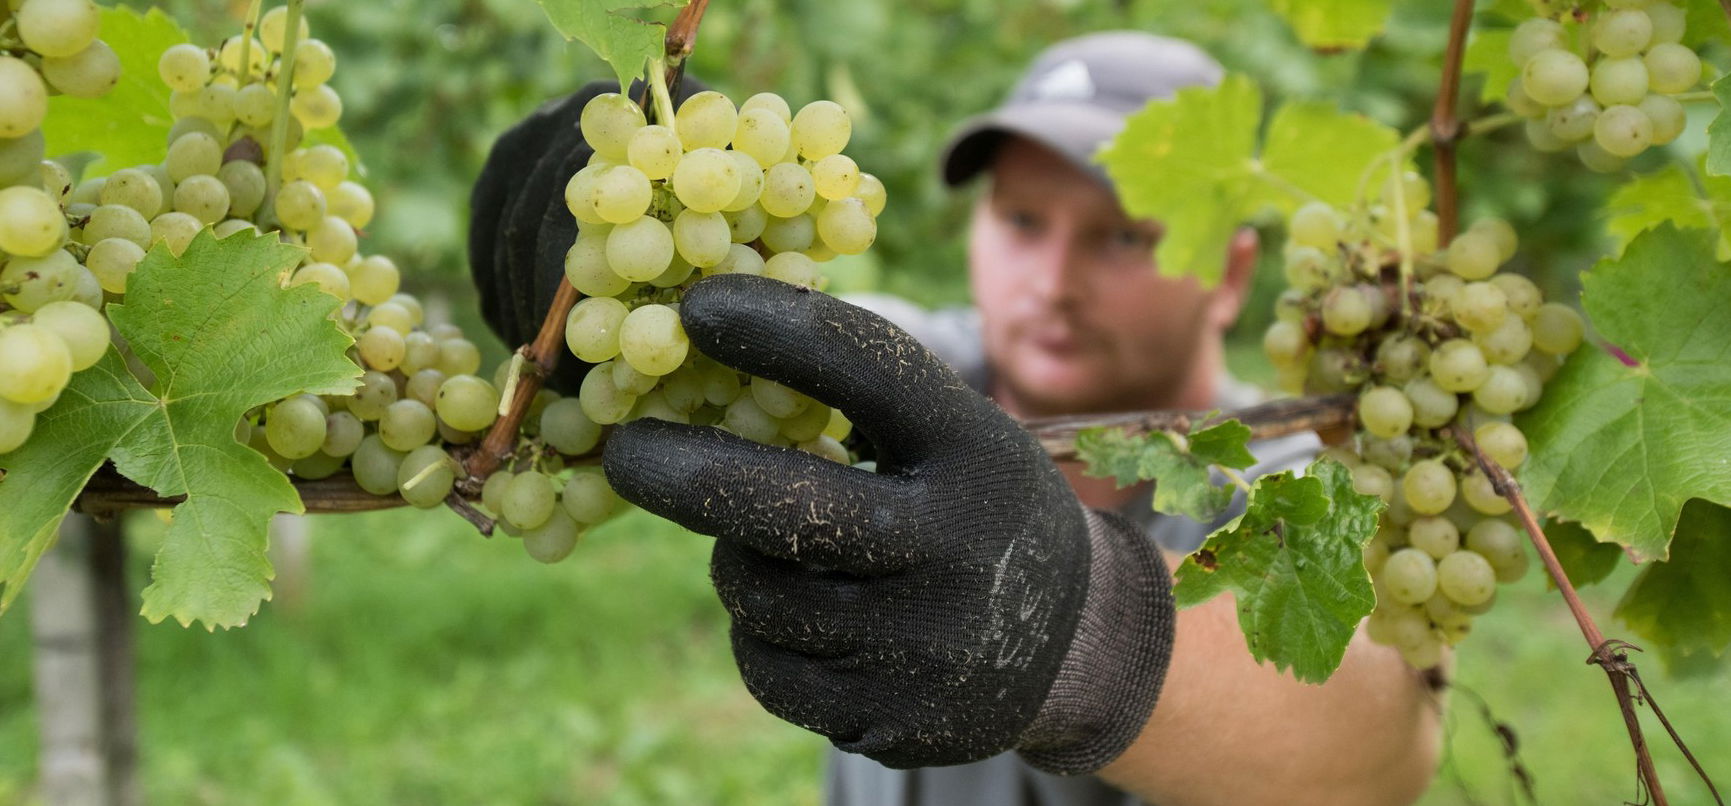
[
  {"left": 1189, "top": 419, "right": 1256, "bottom": 470},
  {"left": 1074, "top": 417, "right": 1257, "bottom": 522},
  {"left": 1615, "top": 501, "right": 1731, "bottom": 663},
  {"left": 1258, "top": 101, "right": 1403, "bottom": 210},
  {"left": 1517, "top": 226, "right": 1731, "bottom": 562},
  {"left": 1705, "top": 74, "right": 1731, "bottom": 177},
  {"left": 1545, "top": 518, "right": 1623, "bottom": 588},
  {"left": 1463, "top": 28, "right": 1517, "bottom": 105},
  {"left": 1173, "top": 459, "right": 1383, "bottom": 683},
  {"left": 1606, "top": 160, "right": 1731, "bottom": 259},
  {"left": 42, "top": 7, "right": 188, "bottom": 176},
  {"left": 0, "top": 231, "right": 359, "bottom": 628},
  {"left": 1683, "top": 0, "right": 1731, "bottom": 50},
  {"left": 535, "top": 0, "right": 674, "bottom": 91},
  {"left": 1266, "top": 0, "right": 1393, "bottom": 50},
  {"left": 1098, "top": 75, "right": 1402, "bottom": 286}
]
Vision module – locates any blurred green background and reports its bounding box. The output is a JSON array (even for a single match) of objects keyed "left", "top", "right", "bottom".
[{"left": 2, "top": 0, "right": 1727, "bottom": 803}]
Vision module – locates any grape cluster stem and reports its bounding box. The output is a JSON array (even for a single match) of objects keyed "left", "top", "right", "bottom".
[
  {"left": 1451, "top": 424, "right": 1723, "bottom": 806},
  {"left": 447, "top": 0, "right": 713, "bottom": 507},
  {"left": 1026, "top": 393, "right": 1356, "bottom": 462},
  {"left": 1430, "top": 0, "right": 1475, "bottom": 245}
]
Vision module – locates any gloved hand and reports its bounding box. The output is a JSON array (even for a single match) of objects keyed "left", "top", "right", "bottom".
[{"left": 602, "top": 274, "right": 1177, "bottom": 773}]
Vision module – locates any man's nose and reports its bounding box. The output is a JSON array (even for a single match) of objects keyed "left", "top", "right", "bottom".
[{"left": 1026, "top": 233, "right": 1087, "bottom": 304}]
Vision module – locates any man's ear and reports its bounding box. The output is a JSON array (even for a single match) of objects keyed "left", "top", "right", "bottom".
[{"left": 1209, "top": 226, "right": 1259, "bottom": 328}]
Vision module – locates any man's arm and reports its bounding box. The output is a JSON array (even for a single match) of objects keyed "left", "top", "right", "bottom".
[{"left": 1098, "top": 551, "right": 1444, "bottom": 806}]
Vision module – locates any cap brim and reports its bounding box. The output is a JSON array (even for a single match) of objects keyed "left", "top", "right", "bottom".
[{"left": 939, "top": 101, "right": 1126, "bottom": 188}]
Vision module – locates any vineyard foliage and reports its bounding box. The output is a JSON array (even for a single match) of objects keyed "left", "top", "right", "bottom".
[{"left": 0, "top": 0, "right": 1725, "bottom": 686}]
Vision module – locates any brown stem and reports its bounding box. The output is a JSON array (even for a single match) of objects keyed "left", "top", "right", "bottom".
[
  {"left": 1721, "top": 0, "right": 1731, "bottom": 24},
  {"left": 1449, "top": 424, "right": 1715, "bottom": 806},
  {"left": 75, "top": 468, "right": 425, "bottom": 516},
  {"left": 1430, "top": 0, "right": 1475, "bottom": 245},
  {"left": 1027, "top": 393, "right": 1356, "bottom": 462}
]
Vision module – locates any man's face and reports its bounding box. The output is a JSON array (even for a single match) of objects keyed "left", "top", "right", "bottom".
[{"left": 969, "top": 137, "right": 1229, "bottom": 416}]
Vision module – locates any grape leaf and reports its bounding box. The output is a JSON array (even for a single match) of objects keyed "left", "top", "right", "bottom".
[
  {"left": 1706, "top": 74, "right": 1731, "bottom": 177},
  {"left": 1098, "top": 75, "right": 1402, "bottom": 287},
  {"left": 1605, "top": 159, "right": 1731, "bottom": 259},
  {"left": 535, "top": 0, "right": 675, "bottom": 92},
  {"left": 43, "top": 7, "right": 188, "bottom": 176},
  {"left": 1172, "top": 459, "right": 1383, "bottom": 683},
  {"left": 1516, "top": 226, "right": 1731, "bottom": 562},
  {"left": 1545, "top": 519, "right": 1623, "bottom": 589},
  {"left": 1075, "top": 419, "right": 1255, "bottom": 523},
  {"left": 1266, "top": 0, "right": 1393, "bottom": 50},
  {"left": 0, "top": 231, "right": 359, "bottom": 628},
  {"left": 1462, "top": 28, "right": 1516, "bottom": 105},
  {"left": 1614, "top": 501, "right": 1731, "bottom": 663},
  {"left": 1683, "top": 0, "right": 1731, "bottom": 50}
]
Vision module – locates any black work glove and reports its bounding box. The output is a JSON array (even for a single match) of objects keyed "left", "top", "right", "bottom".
[
  {"left": 603, "top": 274, "right": 1178, "bottom": 774},
  {"left": 468, "top": 78, "right": 709, "bottom": 395}
]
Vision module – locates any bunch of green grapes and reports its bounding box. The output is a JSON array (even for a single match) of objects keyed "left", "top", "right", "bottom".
[
  {"left": 558, "top": 89, "right": 875, "bottom": 461},
  {"left": 1503, "top": 0, "right": 1701, "bottom": 170},
  {"left": 1263, "top": 172, "right": 1587, "bottom": 668},
  {"left": 0, "top": 0, "right": 120, "bottom": 453}
]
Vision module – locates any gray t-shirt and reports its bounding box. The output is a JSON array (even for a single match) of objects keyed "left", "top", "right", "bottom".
[{"left": 824, "top": 296, "right": 1319, "bottom": 806}]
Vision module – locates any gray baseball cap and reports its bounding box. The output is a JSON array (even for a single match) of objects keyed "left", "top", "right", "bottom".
[{"left": 940, "top": 31, "right": 1224, "bottom": 187}]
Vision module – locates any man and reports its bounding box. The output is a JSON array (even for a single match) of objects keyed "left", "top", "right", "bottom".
[{"left": 470, "top": 31, "right": 1442, "bottom": 806}]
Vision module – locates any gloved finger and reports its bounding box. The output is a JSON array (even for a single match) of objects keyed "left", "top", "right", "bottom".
[
  {"left": 680, "top": 274, "right": 991, "bottom": 465},
  {"left": 731, "top": 630, "right": 870, "bottom": 746},
  {"left": 603, "top": 418, "right": 920, "bottom": 575},
  {"left": 710, "top": 540, "right": 868, "bottom": 658}
]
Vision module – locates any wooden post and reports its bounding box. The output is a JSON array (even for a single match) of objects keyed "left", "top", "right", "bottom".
[{"left": 28, "top": 514, "right": 140, "bottom": 806}]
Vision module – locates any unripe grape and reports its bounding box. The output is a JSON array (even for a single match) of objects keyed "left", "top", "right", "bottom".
[
  {"left": 673, "top": 210, "right": 733, "bottom": 268},
  {"left": 1593, "top": 104, "right": 1653, "bottom": 158},
  {"left": 265, "top": 396, "right": 327, "bottom": 460},
  {"left": 437, "top": 338, "right": 482, "bottom": 377},
  {"left": 218, "top": 160, "right": 268, "bottom": 219},
  {"left": 1408, "top": 516, "right": 1461, "bottom": 560},
  {"left": 259, "top": 5, "right": 309, "bottom": 53},
  {"left": 706, "top": 243, "right": 766, "bottom": 277},
  {"left": 1466, "top": 519, "right": 1528, "bottom": 583},
  {"left": 1445, "top": 231, "right": 1500, "bottom": 280},
  {"left": 0, "top": 56, "right": 47, "bottom": 139},
  {"left": 0, "top": 186, "right": 67, "bottom": 257},
  {"left": 522, "top": 509, "right": 582, "bottom": 564},
  {"left": 380, "top": 399, "right": 437, "bottom": 452},
  {"left": 1522, "top": 49, "right": 1589, "bottom": 106},
  {"left": 764, "top": 251, "right": 821, "bottom": 288},
  {"left": 1383, "top": 548, "right": 1440, "bottom": 605},
  {"left": 817, "top": 197, "right": 877, "bottom": 255},
  {"left": 158, "top": 43, "right": 210, "bottom": 93},
  {"left": 676, "top": 90, "right": 739, "bottom": 151},
  {"left": 565, "top": 296, "right": 628, "bottom": 363},
  {"left": 580, "top": 93, "right": 645, "bottom": 161},
  {"left": 1282, "top": 245, "right": 1336, "bottom": 291},
  {"left": 1351, "top": 464, "right": 1395, "bottom": 502},
  {"left": 275, "top": 179, "right": 327, "bottom": 231},
  {"left": 1592, "top": 9, "right": 1653, "bottom": 57},
  {"left": 1375, "top": 336, "right": 1430, "bottom": 382},
  {"left": 671, "top": 148, "right": 741, "bottom": 214},
  {"left": 723, "top": 394, "right": 780, "bottom": 443},
  {"left": 347, "top": 371, "right": 397, "bottom": 421},
  {"left": 1589, "top": 56, "right": 1648, "bottom": 106},
  {"left": 1645, "top": 43, "right": 1701, "bottom": 94},
  {"left": 350, "top": 435, "right": 405, "bottom": 495},
  {"left": 791, "top": 100, "right": 851, "bottom": 160},
  {"left": 1321, "top": 286, "right": 1371, "bottom": 336},
  {"left": 606, "top": 216, "right": 675, "bottom": 282},
  {"left": 1474, "top": 314, "right": 1533, "bottom": 365},
  {"left": 292, "top": 39, "right": 337, "bottom": 89},
  {"left": 1473, "top": 365, "right": 1529, "bottom": 414},
  {"left": 760, "top": 162, "right": 816, "bottom": 218},
  {"left": 435, "top": 374, "right": 500, "bottom": 432},
  {"left": 322, "top": 410, "right": 364, "bottom": 457},
  {"left": 726, "top": 205, "right": 768, "bottom": 243},
  {"left": 1639, "top": 94, "right": 1686, "bottom": 146},
  {"left": 1531, "top": 303, "right": 1585, "bottom": 355},
  {"left": 1437, "top": 550, "right": 1497, "bottom": 607},
  {"left": 578, "top": 362, "right": 636, "bottom": 425},
  {"left": 1508, "top": 18, "right": 1566, "bottom": 66},
  {"left": 1358, "top": 386, "right": 1414, "bottom": 439},
  {"left": 627, "top": 124, "right": 681, "bottom": 180},
  {"left": 541, "top": 397, "right": 602, "bottom": 456},
  {"left": 1403, "top": 460, "right": 1457, "bottom": 515},
  {"left": 1546, "top": 94, "right": 1600, "bottom": 143},
  {"left": 397, "top": 446, "right": 457, "bottom": 509},
  {"left": 562, "top": 470, "right": 620, "bottom": 525},
  {"left": 85, "top": 237, "right": 145, "bottom": 294},
  {"left": 0, "top": 323, "right": 73, "bottom": 405},
  {"left": 813, "top": 154, "right": 861, "bottom": 201},
  {"left": 732, "top": 108, "right": 790, "bottom": 168},
  {"left": 150, "top": 212, "right": 203, "bottom": 257},
  {"left": 43, "top": 40, "right": 121, "bottom": 99},
  {"left": 1262, "top": 320, "right": 1309, "bottom": 367},
  {"left": 1288, "top": 201, "right": 1340, "bottom": 249},
  {"left": 1454, "top": 281, "right": 1509, "bottom": 334},
  {"left": 16, "top": 0, "right": 100, "bottom": 58},
  {"left": 854, "top": 173, "right": 888, "bottom": 217},
  {"left": 1646, "top": 3, "right": 1685, "bottom": 44},
  {"left": 618, "top": 304, "right": 688, "bottom": 377},
  {"left": 1460, "top": 469, "right": 1514, "bottom": 515},
  {"left": 1576, "top": 140, "right": 1629, "bottom": 173},
  {"left": 1430, "top": 340, "right": 1490, "bottom": 393}
]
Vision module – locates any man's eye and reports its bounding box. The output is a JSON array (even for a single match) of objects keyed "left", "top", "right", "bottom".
[
  {"left": 1111, "top": 228, "right": 1153, "bottom": 250},
  {"left": 1007, "top": 210, "right": 1042, "bottom": 233}
]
